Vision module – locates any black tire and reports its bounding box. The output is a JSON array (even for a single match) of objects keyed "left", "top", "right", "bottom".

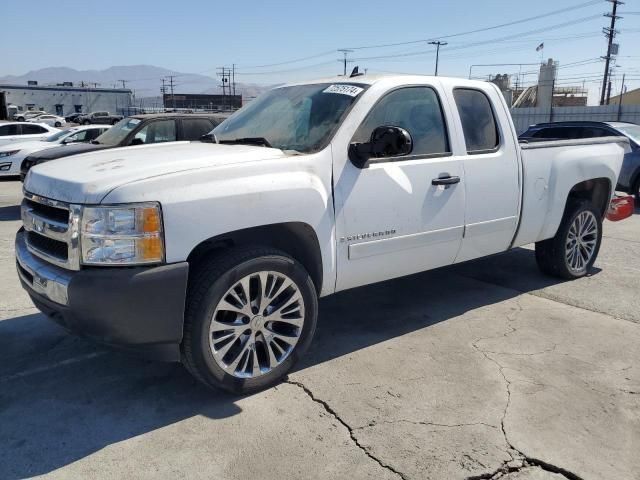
[
  {"left": 54, "top": 122, "right": 61, "bottom": 127},
  {"left": 82, "top": 120, "right": 90, "bottom": 125},
  {"left": 182, "top": 246, "right": 318, "bottom": 394},
  {"left": 535, "top": 199, "right": 602, "bottom": 279},
  {"left": 111, "top": 119, "right": 119, "bottom": 125}
]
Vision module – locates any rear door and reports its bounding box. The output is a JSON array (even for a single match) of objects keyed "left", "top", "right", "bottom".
[
  {"left": 333, "top": 84, "right": 466, "bottom": 291},
  {"left": 447, "top": 86, "right": 520, "bottom": 263}
]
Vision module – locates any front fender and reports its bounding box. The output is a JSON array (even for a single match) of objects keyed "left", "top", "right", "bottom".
[{"left": 102, "top": 150, "right": 336, "bottom": 295}]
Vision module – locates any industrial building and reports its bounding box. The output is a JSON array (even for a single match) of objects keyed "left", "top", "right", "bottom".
[
  {"left": 609, "top": 87, "right": 640, "bottom": 105},
  {"left": 162, "top": 93, "right": 242, "bottom": 111},
  {"left": 0, "top": 82, "right": 133, "bottom": 120},
  {"left": 489, "top": 59, "right": 588, "bottom": 109}
]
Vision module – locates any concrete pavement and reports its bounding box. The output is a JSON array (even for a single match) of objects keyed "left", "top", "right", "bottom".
[{"left": 0, "top": 178, "right": 638, "bottom": 479}]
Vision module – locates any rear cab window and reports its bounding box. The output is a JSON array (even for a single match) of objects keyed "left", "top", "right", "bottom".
[{"left": 453, "top": 88, "right": 500, "bottom": 154}]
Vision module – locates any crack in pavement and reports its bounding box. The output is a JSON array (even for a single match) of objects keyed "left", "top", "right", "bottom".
[
  {"left": 470, "top": 327, "right": 585, "bottom": 480},
  {"left": 285, "top": 380, "right": 408, "bottom": 480},
  {"left": 353, "top": 419, "right": 499, "bottom": 431}
]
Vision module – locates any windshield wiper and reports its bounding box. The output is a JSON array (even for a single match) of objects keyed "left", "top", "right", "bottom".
[{"left": 219, "top": 137, "right": 272, "bottom": 148}]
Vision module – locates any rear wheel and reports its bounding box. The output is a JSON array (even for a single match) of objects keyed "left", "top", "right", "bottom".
[
  {"left": 54, "top": 122, "right": 61, "bottom": 127},
  {"left": 111, "top": 119, "right": 119, "bottom": 125},
  {"left": 182, "top": 247, "right": 318, "bottom": 394},
  {"left": 535, "top": 199, "right": 602, "bottom": 279},
  {"left": 82, "top": 120, "right": 90, "bottom": 125}
]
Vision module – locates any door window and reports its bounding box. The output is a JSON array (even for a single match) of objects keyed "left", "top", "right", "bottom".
[
  {"left": 182, "top": 119, "right": 214, "bottom": 140},
  {"left": 0, "top": 124, "right": 20, "bottom": 136},
  {"left": 453, "top": 88, "right": 500, "bottom": 154},
  {"left": 132, "top": 120, "right": 177, "bottom": 144},
  {"left": 352, "top": 87, "right": 450, "bottom": 158},
  {"left": 21, "top": 124, "right": 48, "bottom": 134}
]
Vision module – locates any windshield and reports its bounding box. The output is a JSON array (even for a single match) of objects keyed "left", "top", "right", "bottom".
[
  {"left": 94, "top": 118, "right": 141, "bottom": 145},
  {"left": 45, "top": 129, "right": 74, "bottom": 142},
  {"left": 212, "top": 83, "right": 367, "bottom": 153},
  {"left": 616, "top": 125, "right": 640, "bottom": 146}
]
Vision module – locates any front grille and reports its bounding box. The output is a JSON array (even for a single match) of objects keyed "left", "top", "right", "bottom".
[
  {"left": 26, "top": 231, "right": 69, "bottom": 261},
  {"left": 24, "top": 198, "right": 69, "bottom": 223},
  {"left": 21, "top": 192, "right": 80, "bottom": 270}
]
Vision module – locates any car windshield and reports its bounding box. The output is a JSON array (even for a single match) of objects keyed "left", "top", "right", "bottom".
[
  {"left": 94, "top": 118, "right": 141, "bottom": 145},
  {"left": 44, "top": 129, "right": 74, "bottom": 142},
  {"left": 212, "top": 83, "right": 367, "bottom": 153},
  {"left": 616, "top": 125, "right": 640, "bottom": 145}
]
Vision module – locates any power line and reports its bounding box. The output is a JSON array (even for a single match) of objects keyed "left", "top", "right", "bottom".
[
  {"left": 237, "top": 50, "right": 337, "bottom": 69},
  {"left": 344, "top": 0, "right": 601, "bottom": 50}
]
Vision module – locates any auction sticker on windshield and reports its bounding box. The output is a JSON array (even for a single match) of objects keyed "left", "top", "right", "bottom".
[{"left": 323, "top": 84, "right": 364, "bottom": 97}]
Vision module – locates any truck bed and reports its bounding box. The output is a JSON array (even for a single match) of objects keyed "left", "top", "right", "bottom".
[{"left": 512, "top": 136, "right": 630, "bottom": 248}]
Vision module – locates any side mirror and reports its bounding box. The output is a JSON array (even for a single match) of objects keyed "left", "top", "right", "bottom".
[
  {"left": 63, "top": 136, "right": 77, "bottom": 144},
  {"left": 349, "top": 126, "right": 413, "bottom": 168}
]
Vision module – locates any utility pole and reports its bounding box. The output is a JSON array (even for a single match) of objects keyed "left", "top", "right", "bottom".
[
  {"left": 600, "top": 0, "right": 623, "bottom": 105},
  {"left": 337, "top": 49, "right": 353, "bottom": 76},
  {"left": 428, "top": 41, "right": 447, "bottom": 76},
  {"left": 617, "top": 72, "right": 626, "bottom": 120},
  {"left": 165, "top": 75, "right": 176, "bottom": 110},
  {"left": 161, "top": 78, "right": 167, "bottom": 110},
  {"left": 606, "top": 65, "right": 614, "bottom": 104},
  {"left": 217, "top": 67, "right": 232, "bottom": 110}
]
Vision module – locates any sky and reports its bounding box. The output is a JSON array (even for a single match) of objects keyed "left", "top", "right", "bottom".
[{"left": 2, "top": 0, "right": 639, "bottom": 104}]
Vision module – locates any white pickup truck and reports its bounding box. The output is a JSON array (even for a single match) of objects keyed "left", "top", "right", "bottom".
[{"left": 16, "top": 75, "right": 633, "bottom": 393}]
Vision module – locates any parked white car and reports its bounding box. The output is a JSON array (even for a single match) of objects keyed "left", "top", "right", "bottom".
[
  {"left": 0, "top": 125, "right": 110, "bottom": 177},
  {"left": 13, "top": 111, "right": 46, "bottom": 122},
  {"left": 28, "top": 114, "right": 66, "bottom": 128},
  {"left": 0, "top": 122, "right": 59, "bottom": 147},
  {"left": 16, "top": 75, "right": 633, "bottom": 393}
]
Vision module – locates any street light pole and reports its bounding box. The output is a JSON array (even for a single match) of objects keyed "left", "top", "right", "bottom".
[{"left": 429, "top": 41, "right": 447, "bottom": 76}]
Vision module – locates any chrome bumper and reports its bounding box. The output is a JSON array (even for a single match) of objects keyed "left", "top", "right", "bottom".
[{"left": 15, "top": 230, "right": 72, "bottom": 305}]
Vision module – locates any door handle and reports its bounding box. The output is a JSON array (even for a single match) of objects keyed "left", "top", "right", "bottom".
[{"left": 432, "top": 175, "right": 460, "bottom": 186}]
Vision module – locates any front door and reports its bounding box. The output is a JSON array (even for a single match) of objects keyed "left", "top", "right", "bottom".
[{"left": 333, "top": 85, "right": 466, "bottom": 292}]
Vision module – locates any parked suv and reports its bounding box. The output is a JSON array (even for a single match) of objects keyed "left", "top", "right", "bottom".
[
  {"left": 77, "top": 111, "right": 123, "bottom": 125},
  {"left": 20, "top": 113, "right": 227, "bottom": 179},
  {"left": 520, "top": 121, "right": 640, "bottom": 199}
]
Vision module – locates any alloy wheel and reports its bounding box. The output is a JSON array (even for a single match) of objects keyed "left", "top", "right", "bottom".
[
  {"left": 565, "top": 210, "right": 598, "bottom": 273},
  {"left": 209, "top": 271, "right": 305, "bottom": 378}
]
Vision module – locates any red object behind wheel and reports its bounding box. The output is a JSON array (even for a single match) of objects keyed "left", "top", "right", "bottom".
[{"left": 606, "top": 195, "right": 634, "bottom": 222}]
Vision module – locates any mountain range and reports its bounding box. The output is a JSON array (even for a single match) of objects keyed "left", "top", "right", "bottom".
[{"left": 0, "top": 65, "right": 270, "bottom": 100}]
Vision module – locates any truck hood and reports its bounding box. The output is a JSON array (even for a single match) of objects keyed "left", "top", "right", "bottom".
[{"left": 24, "top": 141, "right": 289, "bottom": 204}]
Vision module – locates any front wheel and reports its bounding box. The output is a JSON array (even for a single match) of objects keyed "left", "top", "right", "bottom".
[
  {"left": 182, "top": 247, "right": 318, "bottom": 394},
  {"left": 535, "top": 199, "right": 602, "bottom": 279},
  {"left": 82, "top": 120, "right": 90, "bottom": 125},
  {"left": 111, "top": 119, "right": 119, "bottom": 125},
  {"left": 54, "top": 122, "right": 61, "bottom": 127}
]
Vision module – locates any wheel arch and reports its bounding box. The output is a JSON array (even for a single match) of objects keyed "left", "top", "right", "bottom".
[
  {"left": 186, "top": 222, "right": 324, "bottom": 295},
  {"left": 565, "top": 177, "right": 611, "bottom": 219}
]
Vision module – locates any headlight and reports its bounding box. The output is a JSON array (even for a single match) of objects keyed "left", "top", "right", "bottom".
[
  {"left": 80, "top": 203, "right": 164, "bottom": 265},
  {"left": 0, "top": 150, "right": 20, "bottom": 158}
]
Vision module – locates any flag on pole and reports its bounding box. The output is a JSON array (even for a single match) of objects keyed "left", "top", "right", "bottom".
[{"left": 536, "top": 43, "right": 544, "bottom": 52}]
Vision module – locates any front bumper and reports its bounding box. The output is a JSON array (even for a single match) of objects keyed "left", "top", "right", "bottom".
[{"left": 15, "top": 230, "right": 189, "bottom": 361}]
